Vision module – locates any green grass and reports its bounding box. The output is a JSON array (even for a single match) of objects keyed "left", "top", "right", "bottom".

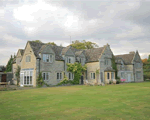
[{"left": 0, "top": 82, "right": 150, "bottom": 120}]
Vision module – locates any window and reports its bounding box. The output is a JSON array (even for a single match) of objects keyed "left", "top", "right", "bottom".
[
  {"left": 43, "top": 54, "right": 53, "bottom": 63},
  {"left": 26, "top": 56, "right": 31, "bottom": 62},
  {"left": 136, "top": 71, "right": 141, "bottom": 79},
  {"left": 80, "top": 58, "right": 84, "bottom": 65},
  {"left": 23, "top": 71, "right": 33, "bottom": 85},
  {"left": 121, "top": 72, "right": 124, "bottom": 79},
  {"left": 104, "top": 59, "right": 109, "bottom": 65},
  {"left": 107, "top": 73, "right": 110, "bottom": 79},
  {"left": 68, "top": 72, "right": 74, "bottom": 80},
  {"left": 42, "top": 72, "right": 50, "bottom": 81},
  {"left": 91, "top": 73, "right": 95, "bottom": 79},
  {"left": 111, "top": 72, "right": 114, "bottom": 79},
  {"left": 57, "top": 73, "right": 62, "bottom": 80},
  {"left": 67, "top": 57, "right": 73, "bottom": 63}
]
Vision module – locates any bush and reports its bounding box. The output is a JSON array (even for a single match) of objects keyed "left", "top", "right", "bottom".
[
  {"left": 109, "top": 80, "right": 112, "bottom": 84},
  {"left": 116, "top": 79, "right": 121, "bottom": 84}
]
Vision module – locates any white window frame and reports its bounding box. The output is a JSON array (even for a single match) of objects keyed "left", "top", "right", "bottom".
[
  {"left": 43, "top": 54, "right": 53, "bottom": 63},
  {"left": 68, "top": 72, "right": 74, "bottom": 80},
  {"left": 111, "top": 72, "right": 114, "bottom": 79},
  {"left": 91, "top": 72, "right": 95, "bottom": 79},
  {"left": 42, "top": 72, "right": 50, "bottom": 81},
  {"left": 20, "top": 70, "right": 33, "bottom": 86},
  {"left": 57, "top": 72, "right": 62, "bottom": 80}
]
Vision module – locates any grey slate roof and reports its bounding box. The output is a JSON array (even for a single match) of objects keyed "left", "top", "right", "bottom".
[
  {"left": 104, "top": 67, "right": 115, "bottom": 72},
  {"left": 28, "top": 41, "right": 106, "bottom": 62},
  {"left": 29, "top": 41, "right": 64, "bottom": 60},
  {"left": 85, "top": 47, "right": 105, "bottom": 62},
  {"left": 19, "top": 49, "right": 24, "bottom": 56},
  {"left": 115, "top": 53, "right": 135, "bottom": 64}
]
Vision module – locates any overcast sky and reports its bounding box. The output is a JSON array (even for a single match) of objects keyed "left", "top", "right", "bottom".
[{"left": 0, "top": 0, "right": 150, "bottom": 65}]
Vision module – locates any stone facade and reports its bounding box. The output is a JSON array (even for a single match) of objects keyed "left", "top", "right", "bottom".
[{"left": 12, "top": 41, "right": 144, "bottom": 87}]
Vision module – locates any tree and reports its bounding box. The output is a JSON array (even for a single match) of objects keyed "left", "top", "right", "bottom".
[
  {"left": 142, "top": 58, "right": 148, "bottom": 65},
  {"left": 142, "top": 56, "right": 150, "bottom": 80},
  {"left": 32, "top": 40, "right": 42, "bottom": 43},
  {"left": 15, "top": 65, "right": 21, "bottom": 86},
  {"left": 70, "top": 40, "right": 99, "bottom": 49},
  {"left": 5, "top": 55, "right": 14, "bottom": 72},
  {"left": 46, "top": 42, "right": 57, "bottom": 46}
]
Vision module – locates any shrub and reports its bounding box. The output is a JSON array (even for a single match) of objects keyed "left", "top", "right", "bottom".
[
  {"left": 36, "top": 72, "right": 44, "bottom": 87},
  {"left": 116, "top": 79, "right": 121, "bottom": 84},
  {"left": 109, "top": 80, "right": 112, "bottom": 84}
]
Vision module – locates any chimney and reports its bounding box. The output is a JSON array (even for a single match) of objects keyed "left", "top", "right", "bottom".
[{"left": 129, "top": 51, "right": 135, "bottom": 54}]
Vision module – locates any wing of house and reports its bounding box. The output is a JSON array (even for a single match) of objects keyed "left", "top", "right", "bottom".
[{"left": 115, "top": 51, "right": 143, "bottom": 82}]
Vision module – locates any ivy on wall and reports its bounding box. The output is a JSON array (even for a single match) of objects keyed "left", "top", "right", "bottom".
[
  {"left": 111, "top": 55, "right": 119, "bottom": 79},
  {"left": 67, "top": 62, "right": 87, "bottom": 84}
]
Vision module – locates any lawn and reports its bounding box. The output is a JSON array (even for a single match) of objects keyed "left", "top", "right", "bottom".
[{"left": 0, "top": 82, "right": 150, "bottom": 120}]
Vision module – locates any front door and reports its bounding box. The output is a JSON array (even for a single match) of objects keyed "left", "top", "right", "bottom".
[
  {"left": 81, "top": 76, "right": 83, "bottom": 84},
  {"left": 128, "top": 74, "right": 131, "bottom": 82},
  {"left": 2, "top": 74, "right": 6, "bottom": 82}
]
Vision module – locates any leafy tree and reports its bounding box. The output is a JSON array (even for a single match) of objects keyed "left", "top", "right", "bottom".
[
  {"left": 32, "top": 40, "right": 42, "bottom": 43},
  {"left": 142, "top": 56, "right": 150, "bottom": 80},
  {"left": 70, "top": 40, "right": 99, "bottom": 49},
  {"left": 67, "top": 62, "right": 87, "bottom": 84},
  {"left": 15, "top": 65, "right": 21, "bottom": 86},
  {"left": 46, "top": 42, "right": 57, "bottom": 46},
  {"left": 5, "top": 55, "right": 14, "bottom": 72}
]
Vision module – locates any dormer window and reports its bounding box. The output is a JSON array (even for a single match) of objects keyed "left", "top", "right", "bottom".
[
  {"left": 43, "top": 54, "right": 53, "bottom": 63},
  {"left": 67, "top": 57, "right": 73, "bottom": 63}
]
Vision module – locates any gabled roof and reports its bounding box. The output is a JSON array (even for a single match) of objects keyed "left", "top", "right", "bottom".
[
  {"left": 85, "top": 47, "right": 105, "bottom": 62},
  {"left": 29, "top": 41, "right": 64, "bottom": 60},
  {"left": 29, "top": 41, "right": 45, "bottom": 58},
  {"left": 19, "top": 49, "right": 24, "bottom": 56},
  {"left": 75, "top": 51, "right": 83, "bottom": 57},
  {"left": 115, "top": 53, "right": 135, "bottom": 64},
  {"left": 61, "top": 46, "right": 70, "bottom": 55}
]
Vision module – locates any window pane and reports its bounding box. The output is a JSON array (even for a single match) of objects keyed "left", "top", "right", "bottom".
[
  {"left": 93, "top": 73, "right": 95, "bottom": 79},
  {"left": 46, "top": 73, "right": 49, "bottom": 80},
  {"left": 107, "top": 73, "right": 109, "bottom": 79},
  {"left": 69, "top": 73, "right": 71, "bottom": 79},
  {"left": 57, "top": 73, "right": 59, "bottom": 79},
  {"left": 111, "top": 73, "right": 114, "bottom": 79},
  {"left": 60, "top": 73, "right": 62, "bottom": 79},
  {"left": 24, "top": 76, "right": 26, "bottom": 84},
  {"left": 91, "top": 73, "right": 92, "bottom": 79},
  {"left": 50, "top": 55, "right": 53, "bottom": 62},
  {"left": 43, "top": 73, "right": 45, "bottom": 80},
  {"left": 27, "top": 76, "right": 29, "bottom": 84},
  {"left": 30, "top": 76, "right": 32, "bottom": 84}
]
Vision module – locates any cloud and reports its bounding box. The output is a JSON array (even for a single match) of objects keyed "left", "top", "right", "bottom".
[{"left": 0, "top": 0, "right": 150, "bottom": 65}]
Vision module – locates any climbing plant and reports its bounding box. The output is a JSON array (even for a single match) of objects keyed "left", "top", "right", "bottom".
[
  {"left": 67, "top": 62, "right": 87, "bottom": 84},
  {"left": 111, "top": 55, "right": 119, "bottom": 79},
  {"left": 36, "top": 72, "right": 44, "bottom": 87},
  {"left": 15, "top": 65, "right": 21, "bottom": 86}
]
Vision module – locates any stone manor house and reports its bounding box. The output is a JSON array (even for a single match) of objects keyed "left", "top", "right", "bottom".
[{"left": 12, "top": 41, "right": 143, "bottom": 87}]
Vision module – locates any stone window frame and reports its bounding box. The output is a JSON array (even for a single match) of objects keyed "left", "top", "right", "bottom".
[
  {"left": 57, "top": 72, "right": 62, "bottom": 80},
  {"left": 91, "top": 72, "right": 95, "bottom": 79},
  {"left": 43, "top": 54, "right": 53, "bottom": 63},
  {"left": 26, "top": 55, "right": 31, "bottom": 62},
  {"left": 42, "top": 72, "right": 50, "bottom": 81},
  {"left": 68, "top": 72, "right": 74, "bottom": 80},
  {"left": 104, "top": 59, "right": 109, "bottom": 65}
]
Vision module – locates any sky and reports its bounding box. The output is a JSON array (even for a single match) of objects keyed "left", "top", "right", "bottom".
[{"left": 0, "top": 0, "right": 150, "bottom": 66}]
